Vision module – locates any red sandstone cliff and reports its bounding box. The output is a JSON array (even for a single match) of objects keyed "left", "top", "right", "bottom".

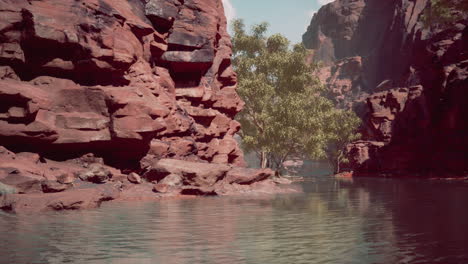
[
  {"left": 0, "top": 0, "right": 294, "bottom": 212},
  {"left": 0, "top": 0, "right": 246, "bottom": 167},
  {"left": 304, "top": 0, "right": 467, "bottom": 177},
  {"left": 0, "top": 0, "right": 245, "bottom": 168}
]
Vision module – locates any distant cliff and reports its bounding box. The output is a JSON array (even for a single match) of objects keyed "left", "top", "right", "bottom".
[{"left": 303, "top": 0, "right": 467, "bottom": 177}]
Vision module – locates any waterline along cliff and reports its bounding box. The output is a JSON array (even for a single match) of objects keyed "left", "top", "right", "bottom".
[
  {"left": 0, "top": 0, "right": 291, "bottom": 213},
  {"left": 303, "top": 0, "right": 467, "bottom": 177}
]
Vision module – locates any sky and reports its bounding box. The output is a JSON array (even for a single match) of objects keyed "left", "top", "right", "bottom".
[{"left": 222, "top": 0, "right": 334, "bottom": 44}]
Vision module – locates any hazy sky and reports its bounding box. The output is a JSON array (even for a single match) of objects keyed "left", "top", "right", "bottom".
[{"left": 222, "top": 0, "right": 334, "bottom": 44}]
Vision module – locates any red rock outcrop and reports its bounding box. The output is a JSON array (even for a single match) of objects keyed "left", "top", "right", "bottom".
[
  {"left": 0, "top": 146, "right": 293, "bottom": 213},
  {"left": 0, "top": 0, "right": 295, "bottom": 212},
  {"left": 304, "top": 0, "right": 468, "bottom": 177},
  {"left": 0, "top": 0, "right": 245, "bottom": 169}
]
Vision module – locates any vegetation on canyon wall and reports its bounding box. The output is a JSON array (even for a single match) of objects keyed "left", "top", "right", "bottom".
[
  {"left": 421, "top": 0, "right": 468, "bottom": 28},
  {"left": 303, "top": 0, "right": 467, "bottom": 176},
  {"left": 231, "top": 20, "right": 360, "bottom": 174}
]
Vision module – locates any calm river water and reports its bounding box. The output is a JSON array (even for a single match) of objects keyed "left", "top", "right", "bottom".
[{"left": 1, "top": 173, "right": 468, "bottom": 264}]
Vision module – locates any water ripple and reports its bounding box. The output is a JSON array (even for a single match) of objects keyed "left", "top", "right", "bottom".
[{"left": 1, "top": 177, "right": 468, "bottom": 264}]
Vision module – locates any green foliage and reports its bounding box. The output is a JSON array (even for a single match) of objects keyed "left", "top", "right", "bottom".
[
  {"left": 232, "top": 19, "right": 361, "bottom": 173},
  {"left": 421, "top": 0, "right": 468, "bottom": 28},
  {"left": 323, "top": 110, "right": 361, "bottom": 173}
]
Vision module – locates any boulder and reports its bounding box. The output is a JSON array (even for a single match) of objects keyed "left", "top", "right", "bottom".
[
  {"left": 145, "top": 0, "right": 179, "bottom": 26},
  {"left": 41, "top": 180, "right": 68, "bottom": 193},
  {"left": 56, "top": 173, "right": 75, "bottom": 184},
  {"left": 77, "top": 164, "right": 112, "bottom": 184},
  {"left": 143, "top": 159, "right": 231, "bottom": 187},
  {"left": 127, "top": 173, "right": 142, "bottom": 184},
  {"left": 0, "top": 167, "right": 43, "bottom": 194},
  {"left": 152, "top": 184, "right": 169, "bottom": 194},
  {"left": 225, "top": 168, "right": 274, "bottom": 185},
  {"left": 158, "top": 173, "right": 182, "bottom": 187}
]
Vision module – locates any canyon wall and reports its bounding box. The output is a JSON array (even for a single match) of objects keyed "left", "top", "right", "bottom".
[
  {"left": 0, "top": 0, "right": 294, "bottom": 212},
  {"left": 0, "top": 0, "right": 245, "bottom": 169},
  {"left": 304, "top": 0, "right": 467, "bottom": 177}
]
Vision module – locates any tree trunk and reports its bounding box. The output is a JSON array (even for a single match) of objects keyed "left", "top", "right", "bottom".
[
  {"left": 260, "top": 151, "right": 268, "bottom": 169},
  {"left": 335, "top": 158, "right": 340, "bottom": 174},
  {"left": 334, "top": 152, "right": 343, "bottom": 174}
]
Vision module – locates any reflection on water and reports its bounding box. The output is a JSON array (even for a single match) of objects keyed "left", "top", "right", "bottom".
[
  {"left": 1, "top": 176, "right": 468, "bottom": 264},
  {"left": 297, "top": 160, "right": 333, "bottom": 176},
  {"left": 243, "top": 154, "right": 333, "bottom": 177}
]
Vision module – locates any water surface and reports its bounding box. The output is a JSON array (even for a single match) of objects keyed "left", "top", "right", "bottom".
[{"left": 1, "top": 176, "right": 468, "bottom": 264}]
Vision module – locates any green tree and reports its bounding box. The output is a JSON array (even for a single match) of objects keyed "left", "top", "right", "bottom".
[
  {"left": 421, "top": 0, "right": 468, "bottom": 28},
  {"left": 232, "top": 19, "right": 360, "bottom": 174},
  {"left": 323, "top": 110, "right": 361, "bottom": 174}
]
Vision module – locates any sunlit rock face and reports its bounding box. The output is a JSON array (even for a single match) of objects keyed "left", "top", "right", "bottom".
[
  {"left": 0, "top": 0, "right": 245, "bottom": 169},
  {"left": 304, "top": 0, "right": 467, "bottom": 176}
]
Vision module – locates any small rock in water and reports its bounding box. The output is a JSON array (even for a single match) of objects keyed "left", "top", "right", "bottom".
[
  {"left": 153, "top": 184, "right": 168, "bottom": 193},
  {"left": 225, "top": 167, "right": 274, "bottom": 185},
  {"left": 127, "top": 173, "right": 142, "bottom": 184}
]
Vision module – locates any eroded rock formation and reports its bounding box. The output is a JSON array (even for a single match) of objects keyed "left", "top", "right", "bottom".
[
  {"left": 0, "top": 0, "right": 292, "bottom": 212},
  {"left": 0, "top": 0, "right": 245, "bottom": 167},
  {"left": 304, "top": 0, "right": 467, "bottom": 177}
]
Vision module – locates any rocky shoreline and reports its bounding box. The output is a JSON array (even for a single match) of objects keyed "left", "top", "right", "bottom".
[{"left": 0, "top": 146, "right": 295, "bottom": 214}]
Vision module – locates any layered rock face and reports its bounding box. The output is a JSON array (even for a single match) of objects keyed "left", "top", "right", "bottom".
[
  {"left": 304, "top": 0, "right": 467, "bottom": 176},
  {"left": 0, "top": 0, "right": 294, "bottom": 212},
  {"left": 0, "top": 0, "right": 245, "bottom": 167}
]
